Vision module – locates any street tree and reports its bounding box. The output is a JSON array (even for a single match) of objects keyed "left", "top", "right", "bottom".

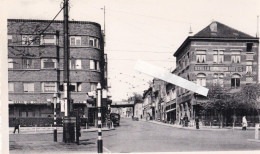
[
  {"left": 233, "top": 83, "right": 260, "bottom": 122},
  {"left": 200, "top": 84, "right": 232, "bottom": 128},
  {"left": 128, "top": 93, "right": 143, "bottom": 104}
]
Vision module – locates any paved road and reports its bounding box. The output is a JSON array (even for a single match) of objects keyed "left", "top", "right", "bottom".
[
  {"left": 102, "top": 118, "right": 260, "bottom": 152},
  {"left": 9, "top": 118, "right": 260, "bottom": 153}
]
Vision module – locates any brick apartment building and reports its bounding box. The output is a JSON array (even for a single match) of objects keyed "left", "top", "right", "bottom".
[
  {"left": 173, "top": 21, "right": 259, "bottom": 126},
  {"left": 8, "top": 19, "right": 108, "bottom": 126}
]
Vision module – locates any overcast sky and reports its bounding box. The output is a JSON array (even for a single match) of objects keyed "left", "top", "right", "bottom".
[{"left": 1, "top": 0, "right": 260, "bottom": 101}]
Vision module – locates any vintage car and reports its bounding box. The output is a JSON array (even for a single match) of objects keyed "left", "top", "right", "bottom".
[{"left": 110, "top": 113, "right": 120, "bottom": 126}]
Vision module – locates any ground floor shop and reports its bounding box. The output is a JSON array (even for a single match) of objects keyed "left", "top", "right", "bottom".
[{"left": 9, "top": 103, "right": 108, "bottom": 127}]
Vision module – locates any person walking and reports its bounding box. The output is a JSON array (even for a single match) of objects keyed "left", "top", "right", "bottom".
[
  {"left": 242, "top": 116, "right": 247, "bottom": 131},
  {"left": 195, "top": 116, "right": 200, "bottom": 129},
  {"left": 13, "top": 118, "right": 20, "bottom": 134}
]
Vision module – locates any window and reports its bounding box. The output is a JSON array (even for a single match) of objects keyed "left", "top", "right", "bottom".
[
  {"left": 89, "top": 37, "right": 100, "bottom": 48},
  {"left": 196, "top": 73, "right": 206, "bottom": 86},
  {"left": 196, "top": 50, "right": 206, "bottom": 63},
  {"left": 70, "top": 82, "right": 82, "bottom": 92},
  {"left": 213, "top": 73, "right": 224, "bottom": 87},
  {"left": 42, "top": 82, "right": 57, "bottom": 92},
  {"left": 231, "top": 74, "right": 240, "bottom": 88},
  {"left": 70, "top": 36, "right": 81, "bottom": 46},
  {"left": 9, "top": 83, "right": 14, "bottom": 92},
  {"left": 40, "top": 35, "right": 56, "bottom": 45},
  {"left": 213, "top": 50, "right": 224, "bottom": 63},
  {"left": 90, "top": 83, "right": 97, "bottom": 91},
  {"left": 246, "top": 62, "right": 253, "bottom": 74},
  {"left": 22, "top": 59, "right": 36, "bottom": 69},
  {"left": 8, "top": 35, "right": 12, "bottom": 44},
  {"left": 8, "top": 58, "right": 13, "bottom": 68},
  {"left": 246, "top": 43, "right": 253, "bottom": 52},
  {"left": 70, "top": 59, "right": 81, "bottom": 69},
  {"left": 231, "top": 51, "right": 241, "bottom": 63},
  {"left": 90, "top": 60, "right": 100, "bottom": 71},
  {"left": 22, "top": 35, "right": 34, "bottom": 45},
  {"left": 41, "top": 58, "right": 57, "bottom": 69},
  {"left": 23, "top": 83, "right": 34, "bottom": 92}
]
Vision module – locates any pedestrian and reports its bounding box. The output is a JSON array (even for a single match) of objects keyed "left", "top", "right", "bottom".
[
  {"left": 13, "top": 118, "right": 20, "bottom": 134},
  {"left": 183, "top": 113, "right": 189, "bottom": 127},
  {"left": 242, "top": 116, "right": 247, "bottom": 131},
  {"left": 180, "top": 117, "right": 183, "bottom": 126},
  {"left": 195, "top": 116, "right": 199, "bottom": 129}
]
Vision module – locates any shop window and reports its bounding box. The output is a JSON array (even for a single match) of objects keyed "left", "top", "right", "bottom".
[
  {"left": 70, "top": 36, "right": 81, "bottom": 46},
  {"left": 231, "top": 74, "right": 240, "bottom": 88},
  {"left": 70, "top": 59, "right": 81, "bottom": 69},
  {"left": 41, "top": 58, "right": 57, "bottom": 69},
  {"left": 246, "top": 43, "right": 253, "bottom": 52},
  {"left": 42, "top": 82, "right": 57, "bottom": 92},
  {"left": 196, "top": 50, "right": 206, "bottom": 63},
  {"left": 196, "top": 73, "right": 206, "bottom": 86},
  {"left": 8, "top": 58, "right": 14, "bottom": 68},
  {"left": 9, "top": 82, "right": 14, "bottom": 92},
  {"left": 213, "top": 73, "right": 224, "bottom": 87},
  {"left": 23, "top": 82, "right": 34, "bottom": 92}
]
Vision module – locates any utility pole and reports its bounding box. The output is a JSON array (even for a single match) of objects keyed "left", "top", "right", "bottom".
[
  {"left": 64, "top": 0, "right": 70, "bottom": 117},
  {"left": 63, "top": 0, "right": 75, "bottom": 143}
]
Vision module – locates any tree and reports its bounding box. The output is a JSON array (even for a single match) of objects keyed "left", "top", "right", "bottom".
[
  {"left": 233, "top": 84, "right": 260, "bottom": 122},
  {"left": 128, "top": 93, "right": 143, "bottom": 104},
  {"left": 200, "top": 84, "right": 232, "bottom": 128}
]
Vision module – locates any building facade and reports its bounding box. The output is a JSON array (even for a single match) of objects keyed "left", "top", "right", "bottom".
[
  {"left": 8, "top": 19, "right": 107, "bottom": 126},
  {"left": 173, "top": 21, "right": 259, "bottom": 126}
]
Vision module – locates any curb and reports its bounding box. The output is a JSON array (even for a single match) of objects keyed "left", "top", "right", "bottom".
[
  {"left": 146, "top": 120, "right": 231, "bottom": 131},
  {"left": 248, "top": 139, "right": 260, "bottom": 143},
  {"left": 9, "top": 127, "right": 115, "bottom": 135}
]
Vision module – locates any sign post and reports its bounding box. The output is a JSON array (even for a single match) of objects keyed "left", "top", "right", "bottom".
[{"left": 97, "top": 83, "right": 103, "bottom": 153}]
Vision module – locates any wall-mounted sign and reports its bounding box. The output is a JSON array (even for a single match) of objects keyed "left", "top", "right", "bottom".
[{"left": 194, "top": 66, "right": 243, "bottom": 72}]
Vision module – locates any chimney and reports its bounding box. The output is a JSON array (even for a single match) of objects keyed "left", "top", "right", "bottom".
[
  {"left": 210, "top": 21, "right": 218, "bottom": 33},
  {"left": 188, "top": 25, "right": 193, "bottom": 36}
]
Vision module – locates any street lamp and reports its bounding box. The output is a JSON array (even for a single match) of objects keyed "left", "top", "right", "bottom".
[{"left": 53, "top": 93, "right": 57, "bottom": 142}]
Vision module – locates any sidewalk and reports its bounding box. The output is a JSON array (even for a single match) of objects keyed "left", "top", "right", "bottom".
[
  {"left": 9, "top": 126, "right": 115, "bottom": 134},
  {"left": 146, "top": 120, "right": 256, "bottom": 131}
]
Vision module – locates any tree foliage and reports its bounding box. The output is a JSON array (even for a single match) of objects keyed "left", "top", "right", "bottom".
[
  {"left": 233, "top": 83, "right": 260, "bottom": 110},
  {"left": 128, "top": 93, "right": 143, "bottom": 104}
]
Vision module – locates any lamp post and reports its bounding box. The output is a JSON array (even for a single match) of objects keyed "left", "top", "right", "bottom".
[{"left": 53, "top": 93, "right": 57, "bottom": 142}]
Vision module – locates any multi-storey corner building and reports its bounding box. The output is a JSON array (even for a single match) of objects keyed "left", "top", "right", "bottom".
[
  {"left": 8, "top": 19, "right": 108, "bottom": 126},
  {"left": 173, "top": 21, "right": 259, "bottom": 125}
]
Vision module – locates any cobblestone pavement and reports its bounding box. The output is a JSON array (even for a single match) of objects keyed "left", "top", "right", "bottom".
[{"left": 9, "top": 118, "right": 260, "bottom": 153}]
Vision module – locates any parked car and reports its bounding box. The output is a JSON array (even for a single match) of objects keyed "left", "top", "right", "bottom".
[
  {"left": 110, "top": 113, "right": 120, "bottom": 126},
  {"left": 132, "top": 116, "right": 139, "bottom": 121}
]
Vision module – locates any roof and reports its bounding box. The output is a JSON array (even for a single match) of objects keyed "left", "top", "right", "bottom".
[
  {"left": 7, "top": 19, "right": 101, "bottom": 27},
  {"left": 194, "top": 21, "right": 255, "bottom": 39},
  {"left": 174, "top": 21, "right": 259, "bottom": 57}
]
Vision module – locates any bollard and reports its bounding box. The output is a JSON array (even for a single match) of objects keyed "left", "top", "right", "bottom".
[{"left": 255, "top": 123, "right": 259, "bottom": 140}]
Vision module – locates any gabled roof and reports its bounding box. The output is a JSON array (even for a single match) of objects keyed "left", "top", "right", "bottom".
[
  {"left": 194, "top": 21, "right": 255, "bottom": 39},
  {"left": 174, "top": 21, "right": 259, "bottom": 57}
]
